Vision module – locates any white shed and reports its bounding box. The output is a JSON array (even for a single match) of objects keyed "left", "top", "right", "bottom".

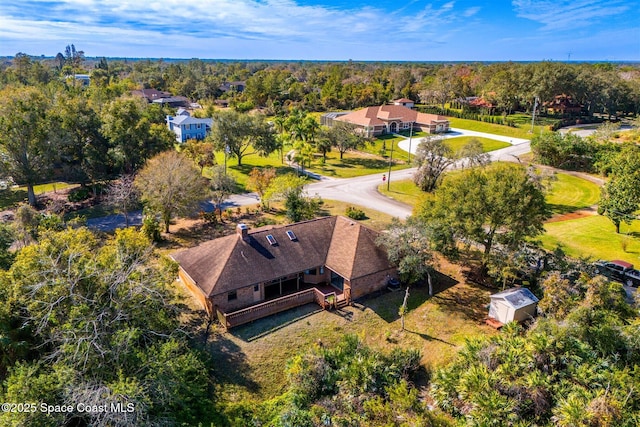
[{"left": 488, "top": 288, "right": 539, "bottom": 325}]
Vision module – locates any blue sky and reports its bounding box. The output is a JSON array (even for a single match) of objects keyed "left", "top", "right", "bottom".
[{"left": 0, "top": 0, "right": 638, "bottom": 61}]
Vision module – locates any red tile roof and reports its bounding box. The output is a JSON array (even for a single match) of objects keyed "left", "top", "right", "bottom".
[{"left": 334, "top": 105, "right": 447, "bottom": 128}]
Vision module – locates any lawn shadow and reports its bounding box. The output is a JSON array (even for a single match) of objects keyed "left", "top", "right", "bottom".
[
  {"left": 431, "top": 278, "right": 493, "bottom": 323},
  {"left": 548, "top": 203, "right": 585, "bottom": 215},
  {"left": 405, "top": 329, "right": 454, "bottom": 346},
  {"left": 340, "top": 158, "right": 389, "bottom": 169},
  {"left": 363, "top": 270, "right": 459, "bottom": 323},
  {"left": 228, "top": 303, "right": 323, "bottom": 342},
  {"left": 179, "top": 302, "right": 261, "bottom": 394},
  {"left": 0, "top": 188, "right": 28, "bottom": 210},
  {"left": 205, "top": 332, "right": 260, "bottom": 393}
]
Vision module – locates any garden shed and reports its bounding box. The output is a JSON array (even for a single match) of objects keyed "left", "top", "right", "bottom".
[{"left": 488, "top": 287, "right": 539, "bottom": 325}]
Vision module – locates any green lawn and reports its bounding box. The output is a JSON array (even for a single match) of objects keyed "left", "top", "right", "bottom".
[
  {"left": 448, "top": 117, "right": 542, "bottom": 139},
  {"left": 377, "top": 179, "right": 427, "bottom": 208},
  {"left": 546, "top": 173, "right": 601, "bottom": 215},
  {"left": 0, "top": 182, "right": 79, "bottom": 210},
  {"left": 206, "top": 269, "right": 496, "bottom": 401},
  {"left": 210, "top": 150, "right": 295, "bottom": 190},
  {"left": 445, "top": 136, "right": 510, "bottom": 153},
  {"left": 307, "top": 149, "right": 409, "bottom": 178},
  {"left": 211, "top": 144, "right": 410, "bottom": 184},
  {"left": 364, "top": 134, "right": 412, "bottom": 163},
  {"left": 541, "top": 215, "right": 640, "bottom": 262}
]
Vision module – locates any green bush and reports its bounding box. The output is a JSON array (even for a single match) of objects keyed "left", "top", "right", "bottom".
[
  {"left": 68, "top": 187, "right": 91, "bottom": 202},
  {"left": 141, "top": 212, "right": 161, "bottom": 242},
  {"left": 345, "top": 206, "right": 366, "bottom": 220}
]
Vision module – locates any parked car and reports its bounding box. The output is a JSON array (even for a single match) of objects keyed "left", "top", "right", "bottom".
[
  {"left": 623, "top": 269, "right": 640, "bottom": 287},
  {"left": 594, "top": 260, "right": 634, "bottom": 281}
]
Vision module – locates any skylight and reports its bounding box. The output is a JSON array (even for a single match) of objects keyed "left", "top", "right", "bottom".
[
  {"left": 286, "top": 230, "right": 297, "bottom": 241},
  {"left": 266, "top": 234, "right": 277, "bottom": 246}
]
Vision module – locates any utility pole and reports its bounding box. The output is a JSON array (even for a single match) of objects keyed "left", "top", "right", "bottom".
[
  {"left": 387, "top": 138, "right": 394, "bottom": 191},
  {"left": 407, "top": 122, "right": 414, "bottom": 164}
]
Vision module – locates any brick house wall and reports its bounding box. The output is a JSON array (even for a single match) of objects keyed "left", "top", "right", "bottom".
[
  {"left": 349, "top": 268, "right": 397, "bottom": 300},
  {"left": 178, "top": 267, "right": 212, "bottom": 314}
]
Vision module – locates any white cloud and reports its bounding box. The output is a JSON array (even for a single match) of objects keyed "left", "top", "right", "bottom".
[
  {"left": 512, "top": 0, "right": 630, "bottom": 30},
  {"left": 0, "top": 0, "right": 473, "bottom": 56},
  {"left": 463, "top": 7, "right": 481, "bottom": 17}
]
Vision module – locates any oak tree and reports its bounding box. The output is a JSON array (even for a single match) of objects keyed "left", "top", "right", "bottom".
[{"left": 135, "top": 151, "right": 208, "bottom": 233}]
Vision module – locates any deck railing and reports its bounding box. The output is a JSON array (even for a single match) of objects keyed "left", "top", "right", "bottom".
[{"left": 221, "top": 287, "right": 340, "bottom": 329}]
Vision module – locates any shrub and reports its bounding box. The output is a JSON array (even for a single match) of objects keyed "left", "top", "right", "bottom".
[
  {"left": 141, "top": 212, "right": 161, "bottom": 242},
  {"left": 345, "top": 206, "right": 366, "bottom": 220},
  {"left": 68, "top": 187, "right": 91, "bottom": 202}
]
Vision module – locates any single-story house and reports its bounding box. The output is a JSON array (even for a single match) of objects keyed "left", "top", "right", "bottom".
[
  {"left": 166, "top": 109, "right": 213, "bottom": 143},
  {"left": 488, "top": 287, "right": 539, "bottom": 326},
  {"left": 328, "top": 104, "right": 449, "bottom": 138},
  {"left": 171, "top": 216, "right": 397, "bottom": 328},
  {"left": 152, "top": 96, "right": 189, "bottom": 108},
  {"left": 131, "top": 88, "right": 172, "bottom": 102}
]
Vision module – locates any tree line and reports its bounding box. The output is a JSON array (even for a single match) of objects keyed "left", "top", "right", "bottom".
[{"left": 2, "top": 53, "right": 639, "bottom": 117}]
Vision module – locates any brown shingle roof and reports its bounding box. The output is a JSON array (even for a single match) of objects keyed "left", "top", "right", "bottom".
[
  {"left": 326, "top": 217, "right": 392, "bottom": 279},
  {"left": 171, "top": 216, "right": 393, "bottom": 297}
]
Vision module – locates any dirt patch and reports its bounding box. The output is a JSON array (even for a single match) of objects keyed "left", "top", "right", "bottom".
[{"left": 546, "top": 206, "right": 597, "bottom": 223}]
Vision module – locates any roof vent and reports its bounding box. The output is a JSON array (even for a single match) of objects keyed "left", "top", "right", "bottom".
[
  {"left": 266, "top": 234, "right": 277, "bottom": 246},
  {"left": 286, "top": 230, "right": 297, "bottom": 241}
]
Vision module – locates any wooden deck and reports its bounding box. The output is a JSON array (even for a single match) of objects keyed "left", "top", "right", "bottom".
[{"left": 219, "top": 285, "right": 346, "bottom": 329}]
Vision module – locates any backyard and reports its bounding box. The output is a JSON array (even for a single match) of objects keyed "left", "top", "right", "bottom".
[{"left": 202, "top": 256, "right": 497, "bottom": 402}]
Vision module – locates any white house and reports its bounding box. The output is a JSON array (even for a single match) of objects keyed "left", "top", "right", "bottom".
[
  {"left": 488, "top": 287, "right": 539, "bottom": 325},
  {"left": 166, "top": 110, "right": 213, "bottom": 143}
]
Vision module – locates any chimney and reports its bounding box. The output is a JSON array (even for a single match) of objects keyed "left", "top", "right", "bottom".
[{"left": 237, "top": 223, "right": 249, "bottom": 241}]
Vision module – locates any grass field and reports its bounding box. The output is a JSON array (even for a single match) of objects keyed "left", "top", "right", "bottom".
[
  {"left": 448, "top": 117, "right": 543, "bottom": 139},
  {"left": 0, "top": 182, "right": 79, "bottom": 210},
  {"left": 364, "top": 134, "right": 412, "bottom": 163},
  {"left": 205, "top": 264, "right": 496, "bottom": 401},
  {"left": 546, "top": 173, "right": 601, "bottom": 215},
  {"left": 541, "top": 215, "right": 640, "bottom": 262},
  {"left": 445, "top": 136, "right": 511, "bottom": 153},
  {"left": 377, "top": 179, "right": 427, "bottom": 208},
  {"left": 307, "top": 150, "right": 410, "bottom": 178},
  {"left": 212, "top": 144, "right": 410, "bottom": 184}
]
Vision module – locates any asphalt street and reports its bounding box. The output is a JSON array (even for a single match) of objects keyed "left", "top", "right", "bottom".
[{"left": 87, "top": 130, "right": 531, "bottom": 230}]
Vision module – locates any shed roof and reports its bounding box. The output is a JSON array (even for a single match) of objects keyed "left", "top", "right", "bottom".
[{"left": 490, "top": 288, "right": 539, "bottom": 310}]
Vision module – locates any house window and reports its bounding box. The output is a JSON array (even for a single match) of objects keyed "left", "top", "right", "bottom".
[
  {"left": 228, "top": 291, "right": 237, "bottom": 301},
  {"left": 320, "top": 267, "right": 324, "bottom": 274},
  {"left": 253, "top": 284, "right": 260, "bottom": 292}
]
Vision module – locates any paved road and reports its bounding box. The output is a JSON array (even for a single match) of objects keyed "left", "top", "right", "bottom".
[{"left": 88, "top": 129, "right": 533, "bottom": 230}]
